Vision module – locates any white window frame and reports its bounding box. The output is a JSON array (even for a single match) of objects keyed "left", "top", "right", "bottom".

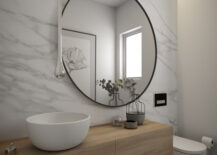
[{"left": 122, "top": 28, "right": 143, "bottom": 79}]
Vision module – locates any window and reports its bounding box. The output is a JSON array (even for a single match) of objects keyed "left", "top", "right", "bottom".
[{"left": 122, "top": 29, "right": 142, "bottom": 78}]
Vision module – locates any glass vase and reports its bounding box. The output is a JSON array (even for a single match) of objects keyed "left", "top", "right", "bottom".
[{"left": 109, "top": 92, "right": 124, "bottom": 106}]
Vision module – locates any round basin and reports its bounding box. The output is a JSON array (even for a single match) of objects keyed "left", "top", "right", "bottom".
[{"left": 26, "top": 112, "right": 90, "bottom": 151}]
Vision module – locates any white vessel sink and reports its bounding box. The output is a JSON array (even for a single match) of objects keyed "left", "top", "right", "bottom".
[{"left": 26, "top": 112, "right": 90, "bottom": 151}]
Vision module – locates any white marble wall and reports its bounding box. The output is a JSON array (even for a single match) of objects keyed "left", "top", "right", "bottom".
[{"left": 0, "top": 0, "right": 177, "bottom": 140}]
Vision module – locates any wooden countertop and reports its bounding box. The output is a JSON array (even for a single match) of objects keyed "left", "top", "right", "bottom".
[{"left": 0, "top": 121, "right": 173, "bottom": 155}]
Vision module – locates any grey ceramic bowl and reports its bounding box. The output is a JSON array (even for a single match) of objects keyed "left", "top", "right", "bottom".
[{"left": 124, "top": 120, "right": 138, "bottom": 129}]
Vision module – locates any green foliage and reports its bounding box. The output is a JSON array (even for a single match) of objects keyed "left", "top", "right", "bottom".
[
  {"left": 97, "top": 78, "right": 137, "bottom": 97},
  {"left": 97, "top": 79, "right": 123, "bottom": 96}
]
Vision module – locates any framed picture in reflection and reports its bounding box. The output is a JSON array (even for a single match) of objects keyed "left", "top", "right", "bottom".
[{"left": 62, "top": 29, "right": 96, "bottom": 100}]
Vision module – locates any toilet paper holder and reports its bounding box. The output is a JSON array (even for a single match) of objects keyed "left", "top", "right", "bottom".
[{"left": 201, "top": 136, "right": 214, "bottom": 149}]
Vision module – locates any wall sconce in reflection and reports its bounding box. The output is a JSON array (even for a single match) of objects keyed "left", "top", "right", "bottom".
[{"left": 55, "top": 0, "right": 66, "bottom": 78}]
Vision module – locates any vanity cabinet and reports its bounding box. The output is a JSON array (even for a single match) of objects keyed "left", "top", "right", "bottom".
[
  {"left": 0, "top": 121, "right": 172, "bottom": 155},
  {"left": 116, "top": 124, "right": 172, "bottom": 155}
]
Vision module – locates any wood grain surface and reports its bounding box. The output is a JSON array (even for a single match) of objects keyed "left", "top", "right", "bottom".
[{"left": 0, "top": 121, "right": 173, "bottom": 155}]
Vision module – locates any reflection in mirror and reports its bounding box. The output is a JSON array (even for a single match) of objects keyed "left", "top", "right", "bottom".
[{"left": 62, "top": 0, "right": 157, "bottom": 107}]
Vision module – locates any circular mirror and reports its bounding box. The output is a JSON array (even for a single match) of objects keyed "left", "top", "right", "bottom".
[{"left": 62, "top": 0, "right": 157, "bottom": 107}]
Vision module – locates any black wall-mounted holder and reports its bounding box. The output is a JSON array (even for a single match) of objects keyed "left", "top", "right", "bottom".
[{"left": 154, "top": 93, "right": 167, "bottom": 107}]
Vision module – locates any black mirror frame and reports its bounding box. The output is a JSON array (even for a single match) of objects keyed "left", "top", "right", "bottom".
[{"left": 62, "top": 0, "right": 157, "bottom": 108}]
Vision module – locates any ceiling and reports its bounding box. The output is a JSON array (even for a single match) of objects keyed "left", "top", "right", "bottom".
[{"left": 91, "top": 0, "right": 128, "bottom": 7}]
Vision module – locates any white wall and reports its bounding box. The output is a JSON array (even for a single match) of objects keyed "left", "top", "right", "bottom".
[
  {"left": 115, "top": 0, "right": 155, "bottom": 96},
  {"left": 178, "top": 0, "right": 217, "bottom": 154},
  {"left": 63, "top": 0, "right": 116, "bottom": 103},
  {"left": 0, "top": 0, "right": 177, "bottom": 141}
]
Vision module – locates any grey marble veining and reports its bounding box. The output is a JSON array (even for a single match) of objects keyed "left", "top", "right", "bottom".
[
  {"left": 139, "top": 0, "right": 178, "bottom": 133},
  {"left": 0, "top": 0, "right": 177, "bottom": 140}
]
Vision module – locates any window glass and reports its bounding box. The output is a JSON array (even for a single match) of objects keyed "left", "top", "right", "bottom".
[{"left": 126, "top": 32, "right": 142, "bottom": 78}]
